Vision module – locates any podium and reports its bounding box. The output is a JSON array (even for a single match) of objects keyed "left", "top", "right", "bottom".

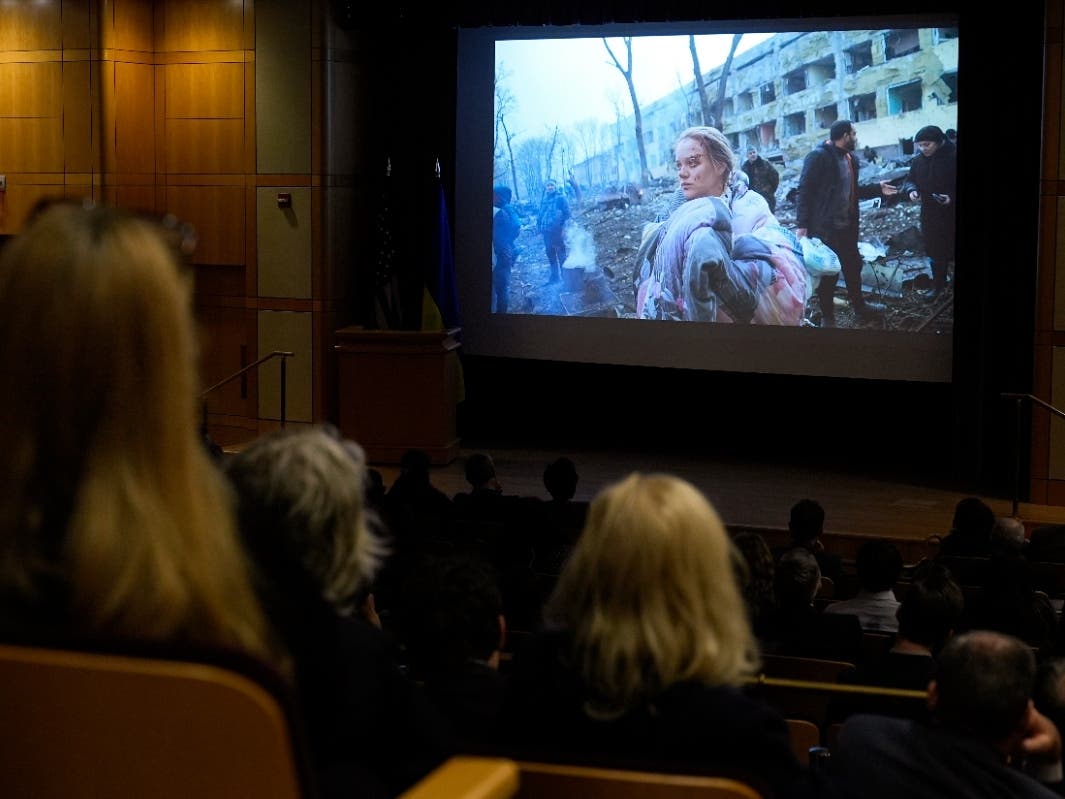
[{"left": 334, "top": 326, "right": 461, "bottom": 465}]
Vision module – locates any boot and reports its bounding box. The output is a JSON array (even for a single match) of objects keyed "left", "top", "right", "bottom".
[{"left": 852, "top": 296, "right": 886, "bottom": 318}]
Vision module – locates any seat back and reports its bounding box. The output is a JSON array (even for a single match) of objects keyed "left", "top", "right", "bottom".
[
  {"left": 0, "top": 642, "right": 308, "bottom": 799},
  {"left": 400, "top": 756, "right": 519, "bottom": 799},
  {"left": 749, "top": 655, "right": 855, "bottom": 732},
  {"left": 784, "top": 718, "right": 821, "bottom": 764},
  {"left": 514, "top": 761, "right": 764, "bottom": 799}
]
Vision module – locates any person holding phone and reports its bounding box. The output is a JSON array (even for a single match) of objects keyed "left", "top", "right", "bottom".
[{"left": 895, "top": 125, "right": 958, "bottom": 301}]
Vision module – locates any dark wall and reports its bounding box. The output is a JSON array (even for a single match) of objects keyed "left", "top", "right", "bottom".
[{"left": 351, "top": 3, "right": 1046, "bottom": 496}]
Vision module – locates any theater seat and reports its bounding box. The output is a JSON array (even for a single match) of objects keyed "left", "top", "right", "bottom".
[
  {"left": 513, "top": 760, "right": 765, "bottom": 798},
  {"left": 0, "top": 642, "right": 310, "bottom": 799}
]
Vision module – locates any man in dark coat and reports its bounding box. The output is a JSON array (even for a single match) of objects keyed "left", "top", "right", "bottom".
[
  {"left": 900, "top": 125, "right": 958, "bottom": 300},
  {"left": 796, "top": 119, "right": 893, "bottom": 326},
  {"left": 831, "top": 630, "right": 1064, "bottom": 799},
  {"left": 743, "top": 147, "right": 780, "bottom": 212}
]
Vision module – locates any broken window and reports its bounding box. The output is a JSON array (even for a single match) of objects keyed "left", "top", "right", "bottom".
[
  {"left": 815, "top": 103, "right": 839, "bottom": 129},
  {"left": 722, "top": 98, "right": 734, "bottom": 117},
  {"left": 760, "top": 82, "right": 776, "bottom": 103},
  {"left": 736, "top": 90, "right": 754, "bottom": 112},
  {"left": 849, "top": 92, "right": 877, "bottom": 122},
  {"left": 845, "top": 42, "right": 873, "bottom": 73},
  {"left": 808, "top": 56, "right": 836, "bottom": 88},
  {"left": 934, "top": 27, "right": 959, "bottom": 43},
  {"left": 941, "top": 71, "right": 958, "bottom": 103},
  {"left": 887, "top": 79, "right": 922, "bottom": 114},
  {"left": 884, "top": 29, "right": 920, "bottom": 60},
  {"left": 726, "top": 132, "right": 740, "bottom": 150},
  {"left": 784, "top": 111, "right": 806, "bottom": 136},
  {"left": 784, "top": 68, "right": 806, "bottom": 95}
]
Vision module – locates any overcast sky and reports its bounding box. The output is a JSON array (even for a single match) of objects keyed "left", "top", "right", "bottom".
[{"left": 496, "top": 33, "right": 777, "bottom": 147}]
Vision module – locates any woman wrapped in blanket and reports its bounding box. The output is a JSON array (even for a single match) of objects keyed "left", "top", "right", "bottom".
[{"left": 634, "top": 126, "right": 808, "bottom": 325}]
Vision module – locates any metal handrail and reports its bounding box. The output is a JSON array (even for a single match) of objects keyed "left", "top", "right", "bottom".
[
  {"left": 1002, "top": 393, "right": 1065, "bottom": 517},
  {"left": 202, "top": 350, "right": 295, "bottom": 434}
]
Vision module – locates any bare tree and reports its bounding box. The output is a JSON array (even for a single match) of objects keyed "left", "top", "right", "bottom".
[
  {"left": 602, "top": 37, "right": 652, "bottom": 186},
  {"left": 689, "top": 35, "right": 713, "bottom": 126},
  {"left": 712, "top": 34, "right": 744, "bottom": 133},
  {"left": 494, "top": 65, "right": 521, "bottom": 201}
]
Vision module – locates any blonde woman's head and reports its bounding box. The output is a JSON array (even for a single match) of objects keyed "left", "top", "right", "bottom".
[
  {"left": 0, "top": 202, "right": 272, "bottom": 661},
  {"left": 674, "top": 126, "right": 735, "bottom": 201},
  {"left": 547, "top": 472, "right": 758, "bottom": 711}
]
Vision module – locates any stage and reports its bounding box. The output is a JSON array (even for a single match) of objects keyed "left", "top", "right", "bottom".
[{"left": 376, "top": 444, "right": 1065, "bottom": 561}]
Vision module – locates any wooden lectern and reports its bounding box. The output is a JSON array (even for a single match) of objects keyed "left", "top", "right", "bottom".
[{"left": 334, "top": 326, "right": 461, "bottom": 465}]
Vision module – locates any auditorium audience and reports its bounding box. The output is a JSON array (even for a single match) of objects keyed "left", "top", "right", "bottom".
[
  {"left": 225, "top": 427, "right": 449, "bottom": 799},
  {"left": 497, "top": 472, "right": 811, "bottom": 798},
  {"left": 533, "top": 456, "right": 588, "bottom": 575},
  {"left": 832, "top": 630, "right": 1064, "bottom": 798},
  {"left": 830, "top": 561, "right": 963, "bottom": 724},
  {"left": 0, "top": 202, "right": 273, "bottom": 663},
  {"left": 823, "top": 538, "right": 903, "bottom": 632}
]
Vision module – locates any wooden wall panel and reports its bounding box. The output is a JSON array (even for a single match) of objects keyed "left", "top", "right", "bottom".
[
  {"left": 164, "top": 118, "right": 244, "bottom": 174},
  {"left": 0, "top": 4, "right": 63, "bottom": 52},
  {"left": 166, "top": 184, "right": 245, "bottom": 265},
  {"left": 0, "top": 119, "right": 64, "bottom": 173},
  {"left": 198, "top": 303, "right": 254, "bottom": 418},
  {"left": 0, "top": 184, "right": 64, "bottom": 235},
  {"left": 161, "top": 0, "right": 244, "bottom": 52},
  {"left": 116, "top": 185, "right": 157, "bottom": 214},
  {"left": 111, "top": 0, "right": 155, "bottom": 53},
  {"left": 0, "top": 62, "right": 62, "bottom": 118},
  {"left": 62, "top": 0, "right": 93, "bottom": 51},
  {"left": 63, "top": 61, "right": 95, "bottom": 173},
  {"left": 166, "top": 63, "right": 243, "bottom": 118},
  {"left": 115, "top": 61, "right": 156, "bottom": 174}
]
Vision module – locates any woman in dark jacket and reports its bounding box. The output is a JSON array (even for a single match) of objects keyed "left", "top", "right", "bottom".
[
  {"left": 497, "top": 472, "right": 812, "bottom": 799},
  {"left": 900, "top": 125, "right": 958, "bottom": 299}
]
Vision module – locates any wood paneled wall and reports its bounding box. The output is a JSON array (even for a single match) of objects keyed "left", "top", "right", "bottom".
[{"left": 0, "top": 0, "right": 356, "bottom": 446}]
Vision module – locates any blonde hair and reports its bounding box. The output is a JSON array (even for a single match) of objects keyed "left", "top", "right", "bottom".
[
  {"left": 225, "top": 427, "right": 387, "bottom": 614},
  {"left": 546, "top": 472, "right": 758, "bottom": 712},
  {"left": 0, "top": 203, "right": 272, "bottom": 660},
  {"left": 676, "top": 126, "right": 736, "bottom": 189}
]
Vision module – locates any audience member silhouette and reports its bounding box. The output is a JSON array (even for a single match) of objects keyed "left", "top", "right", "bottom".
[
  {"left": 1027, "top": 521, "right": 1065, "bottom": 564},
  {"left": 938, "top": 496, "right": 995, "bottom": 558},
  {"left": 395, "top": 554, "right": 507, "bottom": 750},
  {"left": 823, "top": 538, "right": 904, "bottom": 632},
  {"left": 535, "top": 456, "right": 589, "bottom": 573},
  {"left": 0, "top": 202, "right": 272, "bottom": 663},
  {"left": 776, "top": 498, "right": 844, "bottom": 582},
  {"left": 732, "top": 531, "right": 777, "bottom": 632},
  {"left": 832, "top": 630, "right": 1064, "bottom": 798},
  {"left": 498, "top": 472, "right": 810, "bottom": 799},
  {"left": 992, "top": 516, "right": 1029, "bottom": 559},
  {"left": 760, "top": 547, "right": 863, "bottom": 663},
  {"left": 225, "top": 427, "right": 449, "bottom": 798}
]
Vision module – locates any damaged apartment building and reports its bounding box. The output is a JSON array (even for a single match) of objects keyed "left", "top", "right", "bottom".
[{"left": 586, "top": 27, "right": 958, "bottom": 184}]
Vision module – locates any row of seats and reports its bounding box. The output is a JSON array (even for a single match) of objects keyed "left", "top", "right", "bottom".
[{"left": 0, "top": 641, "right": 910, "bottom": 798}]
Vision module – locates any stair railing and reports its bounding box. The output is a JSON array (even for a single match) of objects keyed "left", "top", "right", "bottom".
[
  {"left": 1002, "top": 392, "right": 1065, "bottom": 517},
  {"left": 201, "top": 351, "right": 295, "bottom": 440}
]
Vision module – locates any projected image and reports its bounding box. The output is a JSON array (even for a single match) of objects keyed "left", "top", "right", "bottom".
[{"left": 492, "top": 28, "right": 958, "bottom": 331}]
